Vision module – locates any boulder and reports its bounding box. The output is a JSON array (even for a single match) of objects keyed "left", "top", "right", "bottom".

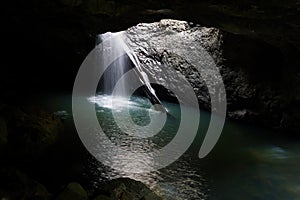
[
  {"left": 0, "top": 168, "right": 51, "bottom": 200},
  {"left": 124, "top": 19, "right": 300, "bottom": 133},
  {"left": 56, "top": 182, "right": 88, "bottom": 200},
  {"left": 2, "top": 105, "right": 63, "bottom": 157},
  {"left": 95, "top": 178, "right": 162, "bottom": 200}
]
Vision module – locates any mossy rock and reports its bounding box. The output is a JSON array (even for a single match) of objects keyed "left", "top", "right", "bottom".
[
  {"left": 97, "top": 178, "right": 162, "bottom": 200},
  {"left": 56, "top": 182, "right": 88, "bottom": 200},
  {"left": 0, "top": 168, "right": 51, "bottom": 200},
  {"left": 93, "top": 194, "right": 115, "bottom": 200},
  {"left": 3, "top": 106, "right": 63, "bottom": 157}
]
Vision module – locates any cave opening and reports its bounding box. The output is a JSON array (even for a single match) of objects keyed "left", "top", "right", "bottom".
[{"left": 2, "top": 0, "right": 300, "bottom": 198}]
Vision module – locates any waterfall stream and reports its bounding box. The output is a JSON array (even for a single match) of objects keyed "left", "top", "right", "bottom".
[{"left": 97, "top": 31, "right": 166, "bottom": 112}]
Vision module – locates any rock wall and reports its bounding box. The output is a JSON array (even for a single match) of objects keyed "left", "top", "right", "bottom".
[{"left": 124, "top": 19, "right": 300, "bottom": 133}]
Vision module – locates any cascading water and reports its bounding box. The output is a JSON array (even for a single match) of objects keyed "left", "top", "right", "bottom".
[
  {"left": 97, "top": 32, "right": 128, "bottom": 97},
  {"left": 96, "top": 31, "right": 166, "bottom": 112}
]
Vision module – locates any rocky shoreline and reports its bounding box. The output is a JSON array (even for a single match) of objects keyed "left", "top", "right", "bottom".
[
  {"left": 0, "top": 105, "right": 162, "bottom": 200},
  {"left": 0, "top": 168, "right": 161, "bottom": 200}
]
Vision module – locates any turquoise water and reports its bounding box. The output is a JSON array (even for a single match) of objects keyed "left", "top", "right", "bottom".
[{"left": 38, "top": 94, "right": 300, "bottom": 200}]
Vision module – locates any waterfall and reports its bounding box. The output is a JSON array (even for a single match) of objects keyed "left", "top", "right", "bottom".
[
  {"left": 97, "top": 31, "right": 166, "bottom": 112},
  {"left": 97, "top": 32, "right": 128, "bottom": 97}
]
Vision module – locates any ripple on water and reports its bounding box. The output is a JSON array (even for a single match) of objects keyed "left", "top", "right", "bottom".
[{"left": 248, "top": 145, "right": 294, "bottom": 163}]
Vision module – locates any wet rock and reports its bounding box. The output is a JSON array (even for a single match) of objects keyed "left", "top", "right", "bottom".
[
  {"left": 142, "top": 192, "right": 163, "bottom": 200},
  {"left": 56, "top": 182, "right": 88, "bottom": 200},
  {"left": 126, "top": 19, "right": 222, "bottom": 108},
  {"left": 102, "top": 180, "right": 127, "bottom": 199},
  {"left": 228, "top": 109, "right": 260, "bottom": 124},
  {"left": 159, "top": 19, "right": 190, "bottom": 32},
  {"left": 124, "top": 19, "right": 300, "bottom": 133},
  {"left": 54, "top": 110, "right": 69, "bottom": 120},
  {"left": 95, "top": 178, "right": 162, "bottom": 200}
]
